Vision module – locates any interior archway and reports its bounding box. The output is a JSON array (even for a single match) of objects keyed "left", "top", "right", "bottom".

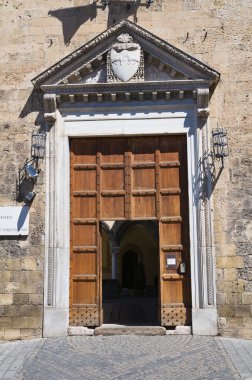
[{"left": 101, "top": 220, "right": 159, "bottom": 325}]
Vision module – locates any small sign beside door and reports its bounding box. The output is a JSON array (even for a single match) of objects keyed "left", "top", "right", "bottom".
[
  {"left": 0, "top": 206, "right": 29, "bottom": 235},
  {"left": 165, "top": 253, "right": 177, "bottom": 270}
]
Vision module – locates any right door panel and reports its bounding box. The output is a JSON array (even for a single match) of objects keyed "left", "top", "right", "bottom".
[{"left": 158, "top": 135, "right": 191, "bottom": 326}]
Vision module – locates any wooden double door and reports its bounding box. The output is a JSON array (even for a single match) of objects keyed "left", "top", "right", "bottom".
[{"left": 70, "top": 136, "right": 191, "bottom": 327}]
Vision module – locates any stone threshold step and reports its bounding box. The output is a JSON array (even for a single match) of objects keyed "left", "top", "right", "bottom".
[
  {"left": 94, "top": 325, "right": 166, "bottom": 336},
  {"left": 68, "top": 325, "right": 191, "bottom": 336}
]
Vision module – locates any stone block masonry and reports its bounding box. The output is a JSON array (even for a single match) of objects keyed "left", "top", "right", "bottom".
[
  {"left": 0, "top": 256, "right": 43, "bottom": 340},
  {"left": 0, "top": 0, "right": 252, "bottom": 339}
]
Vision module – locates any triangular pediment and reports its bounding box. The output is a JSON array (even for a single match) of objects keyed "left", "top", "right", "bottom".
[{"left": 32, "top": 20, "right": 219, "bottom": 90}]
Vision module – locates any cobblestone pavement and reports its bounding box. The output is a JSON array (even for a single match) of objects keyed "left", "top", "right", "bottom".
[
  {"left": 220, "top": 338, "right": 252, "bottom": 380},
  {"left": 1, "top": 335, "right": 251, "bottom": 380},
  {"left": 0, "top": 339, "right": 41, "bottom": 380}
]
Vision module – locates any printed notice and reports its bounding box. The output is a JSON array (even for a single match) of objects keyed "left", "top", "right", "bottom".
[
  {"left": 0, "top": 206, "right": 29, "bottom": 235},
  {"left": 167, "top": 258, "right": 176, "bottom": 266}
]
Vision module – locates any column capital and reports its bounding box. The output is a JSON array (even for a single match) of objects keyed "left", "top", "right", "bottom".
[{"left": 111, "top": 247, "right": 120, "bottom": 255}]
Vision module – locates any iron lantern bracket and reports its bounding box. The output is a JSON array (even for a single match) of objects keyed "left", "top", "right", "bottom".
[
  {"left": 101, "top": 0, "right": 153, "bottom": 8},
  {"left": 212, "top": 128, "right": 229, "bottom": 168}
]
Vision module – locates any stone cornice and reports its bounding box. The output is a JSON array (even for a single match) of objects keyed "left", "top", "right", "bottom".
[
  {"left": 41, "top": 79, "right": 209, "bottom": 94},
  {"left": 42, "top": 82, "right": 213, "bottom": 125},
  {"left": 41, "top": 80, "right": 210, "bottom": 108},
  {"left": 32, "top": 20, "right": 220, "bottom": 89}
]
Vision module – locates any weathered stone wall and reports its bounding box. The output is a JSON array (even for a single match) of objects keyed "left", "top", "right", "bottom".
[{"left": 0, "top": 0, "right": 251, "bottom": 339}]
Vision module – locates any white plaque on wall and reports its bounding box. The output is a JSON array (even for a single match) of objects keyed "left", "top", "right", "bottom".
[{"left": 0, "top": 206, "right": 29, "bottom": 235}]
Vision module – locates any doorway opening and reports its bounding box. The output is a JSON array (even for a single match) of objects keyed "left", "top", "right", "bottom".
[
  {"left": 70, "top": 136, "right": 191, "bottom": 328},
  {"left": 122, "top": 251, "right": 138, "bottom": 290},
  {"left": 101, "top": 220, "right": 159, "bottom": 325}
]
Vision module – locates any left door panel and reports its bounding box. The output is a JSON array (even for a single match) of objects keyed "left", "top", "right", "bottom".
[{"left": 70, "top": 139, "right": 101, "bottom": 326}]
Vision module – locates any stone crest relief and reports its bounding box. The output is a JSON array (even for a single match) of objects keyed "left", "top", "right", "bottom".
[{"left": 107, "top": 34, "right": 144, "bottom": 82}]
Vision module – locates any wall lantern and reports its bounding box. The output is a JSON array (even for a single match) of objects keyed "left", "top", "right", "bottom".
[
  {"left": 24, "top": 163, "right": 38, "bottom": 180},
  {"left": 17, "top": 131, "right": 46, "bottom": 203},
  {"left": 31, "top": 132, "right": 46, "bottom": 161},
  {"left": 17, "top": 160, "right": 39, "bottom": 204},
  {"left": 212, "top": 128, "right": 229, "bottom": 167},
  {"left": 101, "top": 0, "right": 153, "bottom": 7}
]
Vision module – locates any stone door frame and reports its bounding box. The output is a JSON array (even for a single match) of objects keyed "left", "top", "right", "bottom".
[{"left": 42, "top": 95, "right": 218, "bottom": 337}]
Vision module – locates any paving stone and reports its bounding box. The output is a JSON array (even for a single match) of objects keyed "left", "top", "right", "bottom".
[
  {"left": 17, "top": 336, "right": 241, "bottom": 380},
  {"left": 221, "top": 338, "right": 252, "bottom": 379},
  {"left": 0, "top": 336, "right": 248, "bottom": 379}
]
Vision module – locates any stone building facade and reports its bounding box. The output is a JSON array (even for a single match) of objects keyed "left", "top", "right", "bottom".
[{"left": 0, "top": 0, "right": 251, "bottom": 340}]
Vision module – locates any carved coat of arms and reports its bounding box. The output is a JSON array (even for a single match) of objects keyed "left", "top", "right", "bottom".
[{"left": 110, "top": 34, "right": 141, "bottom": 82}]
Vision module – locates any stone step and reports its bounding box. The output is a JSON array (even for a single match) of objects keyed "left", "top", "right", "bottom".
[{"left": 94, "top": 325, "right": 166, "bottom": 336}]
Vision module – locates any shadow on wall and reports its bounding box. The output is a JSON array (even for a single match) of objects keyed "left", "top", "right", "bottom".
[
  {"left": 20, "top": 1, "right": 144, "bottom": 120},
  {"left": 48, "top": 1, "right": 143, "bottom": 45},
  {"left": 48, "top": 3, "right": 98, "bottom": 45},
  {"left": 19, "top": 3, "right": 98, "bottom": 121},
  {"left": 19, "top": 90, "right": 45, "bottom": 131},
  {"left": 106, "top": 1, "right": 142, "bottom": 28}
]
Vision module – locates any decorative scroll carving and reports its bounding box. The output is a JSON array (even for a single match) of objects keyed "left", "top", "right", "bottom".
[
  {"left": 107, "top": 33, "right": 144, "bottom": 82},
  {"left": 198, "top": 108, "right": 209, "bottom": 117},
  {"left": 47, "top": 125, "right": 56, "bottom": 307},
  {"left": 83, "top": 68, "right": 107, "bottom": 84},
  {"left": 43, "top": 94, "right": 57, "bottom": 123},
  {"left": 145, "top": 63, "right": 173, "bottom": 81},
  {"left": 43, "top": 94, "right": 57, "bottom": 113},
  {"left": 59, "top": 57, "right": 106, "bottom": 85},
  {"left": 197, "top": 88, "right": 209, "bottom": 117}
]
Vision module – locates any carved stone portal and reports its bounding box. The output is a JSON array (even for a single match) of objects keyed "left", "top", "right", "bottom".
[{"left": 107, "top": 33, "right": 144, "bottom": 83}]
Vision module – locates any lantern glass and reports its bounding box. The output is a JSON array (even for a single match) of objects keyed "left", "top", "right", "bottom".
[
  {"left": 25, "top": 164, "right": 38, "bottom": 179},
  {"left": 31, "top": 132, "right": 46, "bottom": 160},
  {"left": 212, "top": 128, "right": 229, "bottom": 159}
]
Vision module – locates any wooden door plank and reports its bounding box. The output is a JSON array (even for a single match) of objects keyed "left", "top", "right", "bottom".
[
  {"left": 158, "top": 135, "right": 191, "bottom": 327},
  {"left": 70, "top": 136, "right": 191, "bottom": 328},
  {"left": 70, "top": 139, "right": 99, "bottom": 327}
]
